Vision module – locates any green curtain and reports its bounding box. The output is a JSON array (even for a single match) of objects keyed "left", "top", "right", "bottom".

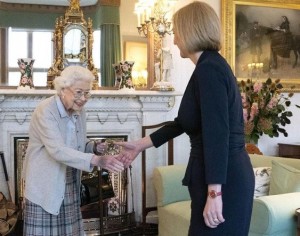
[
  {"left": 0, "top": 9, "right": 61, "bottom": 29},
  {"left": 100, "top": 23, "right": 121, "bottom": 87}
]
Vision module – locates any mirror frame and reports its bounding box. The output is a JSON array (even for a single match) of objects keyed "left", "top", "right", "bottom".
[
  {"left": 63, "top": 25, "right": 88, "bottom": 65},
  {"left": 47, "top": 1, "right": 98, "bottom": 89}
]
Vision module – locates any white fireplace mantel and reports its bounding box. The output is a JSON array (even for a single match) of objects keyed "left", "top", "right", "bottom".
[
  {"left": 0, "top": 88, "right": 182, "bottom": 221},
  {"left": 0, "top": 89, "right": 180, "bottom": 123}
]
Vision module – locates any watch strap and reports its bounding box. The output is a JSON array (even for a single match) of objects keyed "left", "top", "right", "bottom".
[{"left": 208, "top": 190, "right": 222, "bottom": 198}]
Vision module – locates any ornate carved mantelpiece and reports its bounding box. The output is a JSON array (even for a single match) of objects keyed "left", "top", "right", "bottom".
[{"left": 0, "top": 89, "right": 181, "bottom": 221}]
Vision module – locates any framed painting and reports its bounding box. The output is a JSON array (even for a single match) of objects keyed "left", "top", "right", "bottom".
[{"left": 221, "top": 0, "right": 300, "bottom": 91}]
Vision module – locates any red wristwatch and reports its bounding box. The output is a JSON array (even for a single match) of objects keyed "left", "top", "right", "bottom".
[{"left": 208, "top": 190, "right": 222, "bottom": 198}]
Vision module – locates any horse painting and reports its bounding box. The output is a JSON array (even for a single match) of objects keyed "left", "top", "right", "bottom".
[{"left": 265, "top": 27, "right": 300, "bottom": 69}]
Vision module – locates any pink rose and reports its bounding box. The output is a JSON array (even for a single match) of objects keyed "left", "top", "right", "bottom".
[
  {"left": 253, "top": 81, "right": 263, "bottom": 93},
  {"left": 249, "top": 102, "right": 259, "bottom": 121}
]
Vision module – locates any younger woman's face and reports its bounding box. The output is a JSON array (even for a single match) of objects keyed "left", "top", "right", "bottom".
[
  {"left": 61, "top": 80, "right": 91, "bottom": 114},
  {"left": 173, "top": 29, "right": 189, "bottom": 59}
]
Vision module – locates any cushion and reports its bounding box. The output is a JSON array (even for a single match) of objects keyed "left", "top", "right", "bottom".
[
  {"left": 153, "top": 165, "right": 190, "bottom": 207},
  {"left": 158, "top": 200, "right": 191, "bottom": 236},
  {"left": 269, "top": 160, "right": 300, "bottom": 195},
  {"left": 253, "top": 167, "right": 272, "bottom": 198}
]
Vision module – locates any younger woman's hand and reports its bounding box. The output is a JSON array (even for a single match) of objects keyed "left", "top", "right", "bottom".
[
  {"left": 91, "top": 154, "right": 124, "bottom": 173},
  {"left": 114, "top": 141, "right": 141, "bottom": 168}
]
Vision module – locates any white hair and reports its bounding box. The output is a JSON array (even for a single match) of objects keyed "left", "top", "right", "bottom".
[{"left": 53, "top": 66, "right": 95, "bottom": 94}]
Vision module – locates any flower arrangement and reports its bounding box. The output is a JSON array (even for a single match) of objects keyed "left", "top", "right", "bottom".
[{"left": 239, "top": 78, "right": 299, "bottom": 143}]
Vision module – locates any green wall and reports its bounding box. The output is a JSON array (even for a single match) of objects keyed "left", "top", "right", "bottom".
[{"left": 0, "top": 6, "right": 119, "bottom": 29}]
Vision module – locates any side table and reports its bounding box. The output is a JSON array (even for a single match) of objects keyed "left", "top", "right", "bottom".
[
  {"left": 296, "top": 208, "right": 300, "bottom": 236},
  {"left": 278, "top": 143, "right": 300, "bottom": 159}
]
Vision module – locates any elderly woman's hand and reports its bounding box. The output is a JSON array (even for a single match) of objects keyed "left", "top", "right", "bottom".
[{"left": 91, "top": 154, "right": 124, "bottom": 173}]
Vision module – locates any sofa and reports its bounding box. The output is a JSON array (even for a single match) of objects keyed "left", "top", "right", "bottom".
[{"left": 152, "top": 154, "right": 300, "bottom": 236}]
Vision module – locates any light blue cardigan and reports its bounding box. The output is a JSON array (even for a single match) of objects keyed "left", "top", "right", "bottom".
[{"left": 22, "top": 95, "right": 94, "bottom": 215}]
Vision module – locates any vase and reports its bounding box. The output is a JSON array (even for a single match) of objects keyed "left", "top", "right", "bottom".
[
  {"left": 113, "top": 61, "right": 135, "bottom": 90},
  {"left": 17, "top": 58, "right": 35, "bottom": 89},
  {"left": 245, "top": 135, "right": 258, "bottom": 145},
  {"left": 245, "top": 137, "right": 262, "bottom": 154}
]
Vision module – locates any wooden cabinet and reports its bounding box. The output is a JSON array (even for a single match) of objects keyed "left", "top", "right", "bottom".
[
  {"left": 296, "top": 208, "right": 300, "bottom": 236},
  {"left": 278, "top": 143, "right": 300, "bottom": 159}
]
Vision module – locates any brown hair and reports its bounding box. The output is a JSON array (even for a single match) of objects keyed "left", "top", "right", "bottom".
[{"left": 172, "top": 1, "right": 222, "bottom": 53}]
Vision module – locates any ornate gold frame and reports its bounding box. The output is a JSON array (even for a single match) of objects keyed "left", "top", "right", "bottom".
[
  {"left": 47, "top": 0, "right": 99, "bottom": 89},
  {"left": 221, "top": 0, "right": 300, "bottom": 91},
  {"left": 15, "top": 138, "right": 28, "bottom": 204}
]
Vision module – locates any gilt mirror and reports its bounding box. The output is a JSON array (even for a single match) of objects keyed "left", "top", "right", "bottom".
[
  {"left": 64, "top": 26, "right": 88, "bottom": 64},
  {"left": 47, "top": 0, "right": 98, "bottom": 89}
]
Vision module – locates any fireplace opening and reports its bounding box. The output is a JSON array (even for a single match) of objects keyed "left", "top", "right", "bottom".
[{"left": 14, "top": 135, "right": 136, "bottom": 234}]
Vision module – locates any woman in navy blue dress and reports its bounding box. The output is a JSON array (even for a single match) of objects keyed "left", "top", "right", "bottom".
[{"left": 118, "top": 2, "right": 254, "bottom": 235}]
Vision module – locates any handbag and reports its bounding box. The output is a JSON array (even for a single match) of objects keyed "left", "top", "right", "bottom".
[{"left": 80, "top": 169, "right": 115, "bottom": 206}]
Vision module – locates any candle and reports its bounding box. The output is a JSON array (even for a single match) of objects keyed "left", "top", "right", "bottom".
[
  {"left": 135, "top": 3, "right": 142, "bottom": 26},
  {"left": 146, "top": 7, "right": 151, "bottom": 21},
  {"left": 141, "top": 11, "right": 145, "bottom": 24},
  {"left": 137, "top": 12, "right": 141, "bottom": 26}
]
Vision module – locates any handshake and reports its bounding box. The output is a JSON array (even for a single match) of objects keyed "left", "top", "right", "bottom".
[{"left": 91, "top": 139, "right": 139, "bottom": 173}]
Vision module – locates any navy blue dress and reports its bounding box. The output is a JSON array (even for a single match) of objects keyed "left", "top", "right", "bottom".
[{"left": 150, "top": 51, "right": 254, "bottom": 235}]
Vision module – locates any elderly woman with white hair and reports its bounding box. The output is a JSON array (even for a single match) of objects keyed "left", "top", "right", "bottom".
[{"left": 22, "top": 66, "right": 124, "bottom": 236}]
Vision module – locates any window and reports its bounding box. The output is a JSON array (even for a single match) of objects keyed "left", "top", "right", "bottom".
[
  {"left": 8, "top": 28, "right": 52, "bottom": 86},
  {"left": 93, "top": 30, "right": 101, "bottom": 83},
  {"left": 6, "top": 28, "right": 101, "bottom": 87}
]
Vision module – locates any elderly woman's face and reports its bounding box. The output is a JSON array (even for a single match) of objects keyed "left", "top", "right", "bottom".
[{"left": 61, "top": 80, "right": 91, "bottom": 113}]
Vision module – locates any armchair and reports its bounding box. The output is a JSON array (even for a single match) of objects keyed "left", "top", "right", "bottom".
[{"left": 153, "top": 154, "right": 300, "bottom": 236}]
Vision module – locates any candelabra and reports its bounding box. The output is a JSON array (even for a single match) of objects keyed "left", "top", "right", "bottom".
[
  {"left": 248, "top": 63, "right": 263, "bottom": 80},
  {"left": 134, "top": 0, "right": 177, "bottom": 91},
  {"left": 135, "top": 0, "right": 176, "bottom": 38},
  {"left": 137, "top": 14, "right": 172, "bottom": 38}
]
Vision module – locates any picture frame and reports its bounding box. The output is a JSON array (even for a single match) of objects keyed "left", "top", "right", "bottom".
[{"left": 221, "top": 0, "right": 300, "bottom": 91}]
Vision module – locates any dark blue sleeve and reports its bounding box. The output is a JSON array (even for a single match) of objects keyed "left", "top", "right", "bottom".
[
  {"left": 150, "top": 119, "right": 184, "bottom": 148},
  {"left": 195, "top": 62, "right": 229, "bottom": 184}
]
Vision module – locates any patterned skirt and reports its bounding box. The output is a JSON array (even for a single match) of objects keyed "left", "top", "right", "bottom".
[{"left": 23, "top": 167, "right": 84, "bottom": 236}]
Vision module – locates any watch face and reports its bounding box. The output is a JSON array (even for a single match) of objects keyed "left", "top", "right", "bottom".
[
  {"left": 209, "top": 191, "right": 217, "bottom": 198},
  {"left": 209, "top": 190, "right": 221, "bottom": 198}
]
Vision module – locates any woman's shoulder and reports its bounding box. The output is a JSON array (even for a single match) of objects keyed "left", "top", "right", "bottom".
[
  {"left": 197, "top": 51, "right": 229, "bottom": 70},
  {"left": 34, "top": 96, "right": 57, "bottom": 116},
  {"left": 36, "top": 95, "right": 55, "bottom": 108}
]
